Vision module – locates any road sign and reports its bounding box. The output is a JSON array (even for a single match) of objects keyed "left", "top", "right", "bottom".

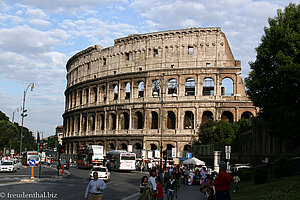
[
  {"left": 29, "top": 159, "right": 36, "bottom": 167},
  {"left": 171, "top": 148, "right": 177, "bottom": 158},
  {"left": 186, "top": 153, "right": 192, "bottom": 158},
  {"left": 225, "top": 146, "right": 231, "bottom": 153},
  {"left": 11, "top": 149, "right": 14, "bottom": 155}
]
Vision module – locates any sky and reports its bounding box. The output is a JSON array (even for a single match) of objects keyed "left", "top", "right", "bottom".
[{"left": 0, "top": 0, "right": 299, "bottom": 138}]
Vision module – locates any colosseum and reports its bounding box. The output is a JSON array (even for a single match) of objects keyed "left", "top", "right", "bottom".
[{"left": 62, "top": 27, "right": 257, "bottom": 159}]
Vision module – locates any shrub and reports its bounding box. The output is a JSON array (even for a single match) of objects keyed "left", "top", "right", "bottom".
[
  {"left": 253, "top": 168, "right": 268, "bottom": 184},
  {"left": 238, "top": 169, "right": 252, "bottom": 182},
  {"left": 273, "top": 156, "right": 292, "bottom": 179}
]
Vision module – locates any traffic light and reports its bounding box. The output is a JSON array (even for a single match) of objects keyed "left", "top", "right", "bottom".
[
  {"left": 39, "top": 142, "right": 44, "bottom": 152},
  {"left": 57, "top": 144, "right": 64, "bottom": 154},
  {"left": 163, "top": 150, "right": 167, "bottom": 160}
]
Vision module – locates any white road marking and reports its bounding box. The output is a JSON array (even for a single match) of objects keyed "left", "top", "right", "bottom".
[{"left": 121, "top": 192, "right": 139, "bottom": 200}]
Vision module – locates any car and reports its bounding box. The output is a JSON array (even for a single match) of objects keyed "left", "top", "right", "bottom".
[
  {"left": 89, "top": 166, "right": 110, "bottom": 182},
  {"left": 0, "top": 160, "right": 17, "bottom": 172}
]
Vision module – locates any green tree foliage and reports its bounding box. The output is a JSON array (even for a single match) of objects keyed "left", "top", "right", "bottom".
[
  {"left": 0, "top": 120, "right": 18, "bottom": 149},
  {"left": 198, "top": 119, "right": 217, "bottom": 144},
  {"left": 245, "top": 3, "right": 300, "bottom": 148},
  {"left": 0, "top": 110, "right": 9, "bottom": 121},
  {"left": 47, "top": 135, "right": 58, "bottom": 148},
  {"left": 233, "top": 118, "right": 251, "bottom": 136},
  {"left": 214, "top": 121, "right": 236, "bottom": 145}
]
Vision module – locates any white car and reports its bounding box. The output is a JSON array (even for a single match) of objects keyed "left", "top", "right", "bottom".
[
  {"left": 89, "top": 166, "right": 110, "bottom": 182},
  {"left": 0, "top": 160, "right": 17, "bottom": 172}
]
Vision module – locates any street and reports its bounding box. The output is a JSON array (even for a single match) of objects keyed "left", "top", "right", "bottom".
[{"left": 0, "top": 165, "right": 203, "bottom": 200}]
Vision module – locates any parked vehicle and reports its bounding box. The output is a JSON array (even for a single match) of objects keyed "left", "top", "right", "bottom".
[
  {"left": 77, "top": 145, "right": 104, "bottom": 169},
  {"left": 89, "top": 166, "right": 110, "bottom": 182},
  {"left": 106, "top": 150, "right": 136, "bottom": 171},
  {"left": 0, "top": 160, "right": 17, "bottom": 172},
  {"left": 21, "top": 151, "right": 40, "bottom": 166}
]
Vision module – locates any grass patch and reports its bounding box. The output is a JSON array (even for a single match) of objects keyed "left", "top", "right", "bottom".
[{"left": 231, "top": 175, "right": 300, "bottom": 200}]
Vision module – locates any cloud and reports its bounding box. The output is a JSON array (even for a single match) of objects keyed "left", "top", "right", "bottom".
[
  {"left": 26, "top": 7, "right": 48, "bottom": 19},
  {"left": 29, "top": 19, "right": 52, "bottom": 28}
]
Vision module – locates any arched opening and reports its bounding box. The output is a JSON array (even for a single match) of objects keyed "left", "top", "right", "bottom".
[
  {"left": 113, "top": 85, "right": 118, "bottom": 100},
  {"left": 109, "top": 113, "right": 117, "bottom": 130},
  {"left": 108, "top": 143, "right": 115, "bottom": 150},
  {"left": 168, "top": 78, "right": 177, "bottom": 95},
  {"left": 241, "top": 111, "right": 253, "bottom": 119},
  {"left": 221, "top": 78, "right": 234, "bottom": 96},
  {"left": 151, "top": 111, "right": 159, "bottom": 129},
  {"left": 138, "top": 81, "right": 144, "bottom": 98},
  {"left": 152, "top": 79, "right": 160, "bottom": 97},
  {"left": 221, "top": 111, "right": 234, "bottom": 123},
  {"left": 134, "top": 143, "right": 142, "bottom": 150},
  {"left": 89, "top": 115, "right": 95, "bottom": 131},
  {"left": 120, "top": 143, "right": 127, "bottom": 150},
  {"left": 82, "top": 115, "right": 87, "bottom": 132},
  {"left": 125, "top": 82, "right": 131, "bottom": 99},
  {"left": 185, "top": 78, "right": 195, "bottom": 96},
  {"left": 119, "top": 112, "right": 129, "bottom": 130},
  {"left": 100, "top": 114, "right": 105, "bottom": 130},
  {"left": 151, "top": 144, "right": 158, "bottom": 150},
  {"left": 202, "top": 111, "right": 214, "bottom": 124},
  {"left": 184, "top": 145, "right": 192, "bottom": 152},
  {"left": 203, "top": 78, "right": 214, "bottom": 96},
  {"left": 184, "top": 111, "right": 194, "bottom": 129},
  {"left": 135, "top": 111, "right": 144, "bottom": 129},
  {"left": 167, "top": 111, "right": 176, "bottom": 129}
]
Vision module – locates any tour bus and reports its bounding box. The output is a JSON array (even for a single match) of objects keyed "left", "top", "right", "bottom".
[
  {"left": 21, "top": 151, "right": 40, "bottom": 166},
  {"left": 106, "top": 150, "right": 136, "bottom": 171},
  {"left": 77, "top": 145, "right": 104, "bottom": 169}
]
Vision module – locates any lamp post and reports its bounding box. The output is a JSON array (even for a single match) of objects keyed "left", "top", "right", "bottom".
[
  {"left": 20, "top": 83, "right": 34, "bottom": 154},
  {"left": 160, "top": 73, "right": 164, "bottom": 169}
]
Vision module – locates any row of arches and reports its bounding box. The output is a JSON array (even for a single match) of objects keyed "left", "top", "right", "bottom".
[{"left": 65, "top": 109, "right": 254, "bottom": 134}]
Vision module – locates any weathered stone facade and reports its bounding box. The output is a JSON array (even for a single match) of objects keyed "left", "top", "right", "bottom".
[{"left": 62, "top": 27, "right": 258, "bottom": 158}]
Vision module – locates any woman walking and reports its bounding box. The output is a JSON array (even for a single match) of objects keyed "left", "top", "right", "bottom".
[{"left": 165, "top": 174, "right": 178, "bottom": 200}]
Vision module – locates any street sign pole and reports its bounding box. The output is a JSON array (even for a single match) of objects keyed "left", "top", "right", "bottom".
[
  {"left": 38, "top": 154, "right": 42, "bottom": 178},
  {"left": 29, "top": 159, "right": 36, "bottom": 178}
]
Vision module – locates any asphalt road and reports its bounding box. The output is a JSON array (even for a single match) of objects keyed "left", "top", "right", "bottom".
[{"left": 0, "top": 165, "right": 203, "bottom": 200}]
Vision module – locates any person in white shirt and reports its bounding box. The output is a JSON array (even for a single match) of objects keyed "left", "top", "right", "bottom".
[
  {"left": 85, "top": 172, "right": 107, "bottom": 200},
  {"left": 148, "top": 171, "right": 157, "bottom": 199}
]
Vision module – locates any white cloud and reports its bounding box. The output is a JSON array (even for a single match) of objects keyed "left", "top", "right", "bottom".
[
  {"left": 29, "top": 19, "right": 51, "bottom": 28},
  {"left": 26, "top": 8, "right": 48, "bottom": 19}
]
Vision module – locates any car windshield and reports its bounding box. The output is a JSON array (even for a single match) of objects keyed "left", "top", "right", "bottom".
[
  {"left": 92, "top": 168, "right": 106, "bottom": 172},
  {"left": 2, "top": 162, "right": 13, "bottom": 165}
]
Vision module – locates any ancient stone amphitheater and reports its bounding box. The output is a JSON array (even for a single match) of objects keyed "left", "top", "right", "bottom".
[{"left": 63, "top": 27, "right": 257, "bottom": 159}]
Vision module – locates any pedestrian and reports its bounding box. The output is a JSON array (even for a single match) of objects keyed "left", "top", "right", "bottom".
[
  {"left": 155, "top": 176, "right": 164, "bottom": 200},
  {"left": 85, "top": 172, "right": 107, "bottom": 200},
  {"left": 165, "top": 174, "right": 178, "bottom": 200},
  {"left": 139, "top": 176, "right": 153, "bottom": 200},
  {"left": 149, "top": 171, "right": 157, "bottom": 199},
  {"left": 233, "top": 173, "right": 240, "bottom": 192},
  {"left": 213, "top": 161, "right": 234, "bottom": 200}
]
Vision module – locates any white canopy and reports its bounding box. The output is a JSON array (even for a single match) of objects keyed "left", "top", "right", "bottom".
[{"left": 183, "top": 157, "right": 205, "bottom": 166}]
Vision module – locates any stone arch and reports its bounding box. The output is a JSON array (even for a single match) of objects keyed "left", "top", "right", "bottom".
[
  {"left": 184, "top": 111, "right": 194, "bottom": 129},
  {"left": 120, "top": 143, "right": 127, "bottom": 150},
  {"left": 109, "top": 113, "right": 117, "bottom": 130},
  {"left": 152, "top": 79, "right": 160, "bottom": 97},
  {"left": 125, "top": 82, "right": 131, "bottom": 99},
  {"left": 167, "top": 144, "right": 174, "bottom": 150},
  {"left": 151, "top": 111, "right": 159, "bottom": 129},
  {"left": 221, "top": 77, "right": 234, "bottom": 96},
  {"left": 99, "top": 114, "right": 105, "bottom": 130},
  {"left": 88, "top": 115, "right": 95, "bottom": 131},
  {"left": 113, "top": 84, "right": 118, "bottom": 100},
  {"left": 134, "top": 111, "right": 144, "bottom": 129},
  {"left": 241, "top": 111, "right": 253, "bottom": 119},
  {"left": 151, "top": 144, "right": 158, "bottom": 150},
  {"left": 221, "top": 111, "right": 234, "bottom": 123},
  {"left": 167, "top": 111, "right": 176, "bottom": 129},
  {"left": 185, "top": 78, "right": 195, "bottom": 96},
  {"left": 134, "top": 143, "right": 142, "bottom": 150},
  {"left": 202, "top": 111, "right": 214, "bottom": 124},
  {"left": 203, "top": 77, "right": 214, "bottom": 96},
  {"left": 184, "top": 144, "right": 192, "bottom": 152},
  {"left": 168, "top": 78, "right": 177, "bottom": 94},
  {"left": 119, "top": 112, "right": 130, "bottom": 130},
  {"left": 108, "top": 143, "right": 115, "bottom": 150},
  {"left": 138, "top": 81, "right": 144, "bottom": 97}
]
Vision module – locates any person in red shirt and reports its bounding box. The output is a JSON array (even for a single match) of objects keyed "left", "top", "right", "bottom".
[
  {"left": 155, "top": 176, "right": 164, "bottom": 200},
  {"left": 213, "top": 161, "right": 234, "bottom": 200}
]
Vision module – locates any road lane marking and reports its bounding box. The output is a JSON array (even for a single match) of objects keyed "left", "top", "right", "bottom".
[
  {"left": 121, "top": 192, "right": 139, "bottom": 200},
  {"left": 0, "top": 182, "right": 28, "bottom": 187}
]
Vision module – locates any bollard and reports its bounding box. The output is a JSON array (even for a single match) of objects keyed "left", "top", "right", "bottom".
[
  {"left": 62, "top": 165, "right": 64, "bottom": 175},
  {"left": 31, "top": 166, "right": 34, "bottom": 178}
]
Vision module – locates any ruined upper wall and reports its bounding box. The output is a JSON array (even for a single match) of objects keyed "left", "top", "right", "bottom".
[{"left": 66, "top": 27, "right": 241, "bottom": 87}]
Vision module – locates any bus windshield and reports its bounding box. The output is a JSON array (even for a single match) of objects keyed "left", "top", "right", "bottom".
[{"left": 121, "top": 155, "right": 135, "bottom": 160}]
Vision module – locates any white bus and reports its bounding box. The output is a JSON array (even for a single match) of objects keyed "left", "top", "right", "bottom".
[
  {"left": 106, "top": 150, "right": 136, "bottom": 171},
  {"left": 21, "top": 151, "right": 40, "bottom": 166}
]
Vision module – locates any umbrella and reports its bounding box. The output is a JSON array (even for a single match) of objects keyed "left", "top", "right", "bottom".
[{"left": 183, "top": 157, "right": 205, "bottom": 165}]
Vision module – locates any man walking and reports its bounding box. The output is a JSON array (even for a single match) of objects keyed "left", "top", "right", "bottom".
[
  {"left": 85, "top": 172, "right": 107, "bottom": 200},
  {"left": 213, "top": 161, "right": 233, "bottom": 200}
]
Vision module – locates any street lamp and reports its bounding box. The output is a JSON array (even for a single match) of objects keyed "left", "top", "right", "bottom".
[
  {"left": 160, "top": 74, "right": 164, "bottom": 169},
  {"left": 20, "top": 83, "right": 34, "bottom": 154}
]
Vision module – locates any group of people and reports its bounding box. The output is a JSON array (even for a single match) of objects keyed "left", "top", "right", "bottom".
[{"left": 139, "top": 167, "right": 180, "bottom": 200}]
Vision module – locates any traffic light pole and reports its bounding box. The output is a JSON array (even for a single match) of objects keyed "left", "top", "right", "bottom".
[{"left": 38, "top": 153, "right": 42, "bottom": 178}]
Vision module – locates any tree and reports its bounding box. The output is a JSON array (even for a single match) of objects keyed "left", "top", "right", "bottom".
[
  {"left": 0, "top": 120, "right": 18, "bottom": 150},
  {"left": 245, "top": 3, "right": 300, "bottom": 149},
  {"left": 214, "top": 121, "right": 236, "bottom": 145},
  {"left": 37, "top": 131, "right": 40, "bottom": 143},
  {"left": 47, "top": 135, "right": 58, "bottom": 148},
  {"left": 0, "top": 111, "right": 9, "bottom": 121},
  {"left": 198, "top": 119, "right": 217, "bottom": 144}
]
